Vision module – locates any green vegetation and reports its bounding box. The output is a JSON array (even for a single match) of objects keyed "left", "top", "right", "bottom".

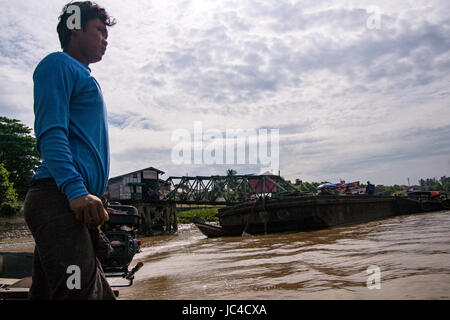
[
  {"left": 0, "top": 116, "right": 40, "bottom": 199},
  {"left": 0, "top": 163, "right": 21, "bottom": 216},
  {"left": 177, "top": 207, "right": 219, "bottom": 223},
  {"left": 291, "top": 179, "right": 330, "bottom": 193},
  {"left": 419, "top": 177, "right": 450, "bottom": 192},
  {"left": 0, "top": 116, "right": 41, "bottom": 217},
  {"left": 374, "top": 185, "right": 407, "bottom": 196}
]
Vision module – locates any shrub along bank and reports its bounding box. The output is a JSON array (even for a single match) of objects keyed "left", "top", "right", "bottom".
[{"left": 177, "top": 207, "right": 219, "bottom": 224}]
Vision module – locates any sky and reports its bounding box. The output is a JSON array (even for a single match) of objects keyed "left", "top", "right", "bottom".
[{"left": 0, "top": 0, "right": 449, "bottom": 186}]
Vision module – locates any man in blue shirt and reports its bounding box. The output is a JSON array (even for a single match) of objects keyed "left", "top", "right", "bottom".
[{"left": 24, "top": 1, "right": 116, "bottom": 300}]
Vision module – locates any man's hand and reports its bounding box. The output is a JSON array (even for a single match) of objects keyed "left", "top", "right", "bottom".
[{"left": 70, "top": 194, "right": 110, "bottom": 226}]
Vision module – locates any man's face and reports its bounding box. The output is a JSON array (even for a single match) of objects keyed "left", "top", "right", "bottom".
[{"left": 73, "top": 18, "right": 108, "bottom": 64}]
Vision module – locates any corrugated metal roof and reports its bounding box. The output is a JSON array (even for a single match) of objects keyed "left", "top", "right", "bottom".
[{"left": 108, "top": 166, "right": 165, "bottom": 180}]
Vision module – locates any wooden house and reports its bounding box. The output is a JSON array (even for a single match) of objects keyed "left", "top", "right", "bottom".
[{"left": 105, "top": 167, "right": 165, "bottom": 201}]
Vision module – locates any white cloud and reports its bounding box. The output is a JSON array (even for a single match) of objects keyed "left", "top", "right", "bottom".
[{"left": 0, "top": 0, "right": 449, "bottom": 184}]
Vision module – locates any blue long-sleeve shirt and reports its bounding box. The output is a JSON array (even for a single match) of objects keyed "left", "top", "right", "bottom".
[{"left": 31, "top": 52, "right": 110, "bottom": 202}]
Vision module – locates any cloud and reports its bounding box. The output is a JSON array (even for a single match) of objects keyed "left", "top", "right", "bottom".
[{"left": 0, "top": 0, "right": 449, "bottom": 184}]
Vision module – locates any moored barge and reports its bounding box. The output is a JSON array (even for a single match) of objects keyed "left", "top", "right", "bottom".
[{"left": 201, "top": 193, "right": 447, "bottom": 237}]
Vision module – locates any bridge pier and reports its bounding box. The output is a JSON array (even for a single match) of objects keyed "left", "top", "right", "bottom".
[{"left": 122, "top": 202, "right": 178, "bottom": 236}]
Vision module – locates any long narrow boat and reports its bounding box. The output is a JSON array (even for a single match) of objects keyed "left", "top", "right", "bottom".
[
  {"left": 0, "top": 252, "right": 34, "bottom": 300},
  {"left": 0, "top": 251, "right": 134, "bottom": 299},
  {"left": 193, "top": 220, "right": 226, "bottom": 238},
  {"left": 196, "top": 193, "right": 445, "bottom": 237}
]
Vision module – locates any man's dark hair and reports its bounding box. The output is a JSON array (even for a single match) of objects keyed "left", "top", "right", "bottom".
[{"left": 57, "top": 1, "right": 116, "bottom": 50}]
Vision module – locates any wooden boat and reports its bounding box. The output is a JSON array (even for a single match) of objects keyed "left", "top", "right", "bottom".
[
  {"left": 193, "top": 220, "right": 226, "bottom": 238},
  {"left": 206, "top": 193, "right": 445, "bottom": 237},
  {"left": 0, "top": 251, "right": 138, "bottom": 299},
  {"left": 0, "top": 252, "right": 34, "bottom": 300}
]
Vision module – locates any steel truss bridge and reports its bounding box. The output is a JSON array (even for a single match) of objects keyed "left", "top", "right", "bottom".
[{"left": 146, "top": 175, "right": 297, "bottom": 205}]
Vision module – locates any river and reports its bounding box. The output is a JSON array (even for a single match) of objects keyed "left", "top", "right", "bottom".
[
  {"left": 118, "top": 210, "right": 450, "bottom": 300},
  {"left": 1, "top": 211, "right": 449, "bottom": 299}
]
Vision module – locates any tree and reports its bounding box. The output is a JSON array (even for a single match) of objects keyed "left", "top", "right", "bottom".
[
  {"left": 417, "top": 176, "right": 450, "bottom": 192},
  {"left": 0, "top": 162, "right": 21, "bottom": 216},
  {"left": 0, "top": 163, "right": 17, "bottom": 203},
  {"left": 293, "top": 180, "right": 329, "bottom": 193},
  {"left": 0, "top": 116, "right": 41, "bottom": 199},
  {"left": 440, "top": 176, "right": 450, "bottom": 184}
]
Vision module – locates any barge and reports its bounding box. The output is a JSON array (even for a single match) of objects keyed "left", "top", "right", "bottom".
[{"left": 196, "top": 193, "right": 448, "bottom": 237}]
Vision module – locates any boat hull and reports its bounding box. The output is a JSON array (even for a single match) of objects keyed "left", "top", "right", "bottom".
[
  {"left": 0, "top": 252, "right": 34, "bottom": 279},
  {"left": 193, "top": 220, "right": 227, "bottom": 238},
  {"left": 217, "top": 195, "right": 435, "bottom": 236}
]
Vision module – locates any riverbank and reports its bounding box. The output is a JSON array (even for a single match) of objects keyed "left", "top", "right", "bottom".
[
  {"left": 0, "top": 215, "right": 34, "bottom": 252},
  {"left": 0, "top": 215, "right": 31, "bottom": 240}
]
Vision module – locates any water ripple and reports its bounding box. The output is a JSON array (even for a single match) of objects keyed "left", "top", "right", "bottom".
[{"left": 119, "top": 211, "right": 450, "bottom": 300}]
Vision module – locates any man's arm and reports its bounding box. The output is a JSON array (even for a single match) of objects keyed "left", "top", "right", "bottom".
[{"left": 33, "top": 56, "right": 108, "bottom": 225}]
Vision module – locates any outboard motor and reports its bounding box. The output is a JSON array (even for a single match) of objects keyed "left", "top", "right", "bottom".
[{"left": 100, "top": 204, "right": 143, "bottom": 287}]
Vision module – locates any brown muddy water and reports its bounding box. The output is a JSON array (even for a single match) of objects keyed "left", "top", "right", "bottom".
[{"left": 1, "top": 211, "right": 449, "bottom": 299}]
